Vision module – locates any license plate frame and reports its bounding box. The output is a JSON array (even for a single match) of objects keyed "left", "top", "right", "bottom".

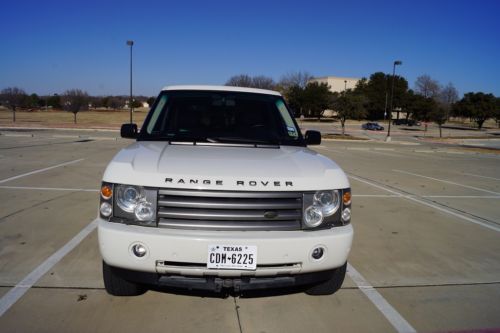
[{"left": 207, "top": 245, "right": 257, "bottom": 270}]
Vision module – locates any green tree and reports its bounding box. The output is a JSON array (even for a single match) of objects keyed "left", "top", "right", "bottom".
[
  {"left": 131, "top": 99, "right": 143, "bottom": 108},
  {"left": 147, "top": 97, "right": 156, "bottom": 107},
  {"left": 62, "top": 89, "right": 89, "bottom": 124},
  {"left": 429, "top": 105, "right": 448, "bottom": 138},
  {"left": 406, "top": 92, "right": 438, "bottom": 123},
  {"left": 332, "top": 91, "right": 367, "bottom": 135},
  {"left": 354, "top": 72, "right": 408, "bottom": 120},
  {"left": 29, "top": 93, "right": 40, "bottom": 108},
  {"left": 452, "top": 92, "right": 496, "bottom": 129},
  {"left": 47, "top": 94, "right": 61, "bottom": 108},
  {"left": 301, "top": 82, "right": 332, "bottom": 119},
  {"left": 283, "top": 85, "right": 305, "bottom": 116},
  {"left": 495, "top": 97, "right": 500, "bottom": 128}
]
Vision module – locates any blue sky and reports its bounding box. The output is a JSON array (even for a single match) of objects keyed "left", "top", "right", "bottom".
[{"left": 1, "top": 0, "right": 499, "bottom": 97}]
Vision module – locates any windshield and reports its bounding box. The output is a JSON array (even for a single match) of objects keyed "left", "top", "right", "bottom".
[{"left": 138, "top": 90, "right": 304, "bottom": 146}]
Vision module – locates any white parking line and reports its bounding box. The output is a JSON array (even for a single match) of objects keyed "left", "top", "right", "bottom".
[
  {"left": 347, "top": 264, "right": 416, "bottom": 333},
  {"left": 462, "top": 172, "right": 500, "bottom": 181},
  {"left": 422, "top": 195, "right": 500, "bottom": 199},
  {"left": 349, "top": 174, "right": 500, "bottom": 233},
  {"left": 1, "top": 134, "right": 33, "bottom": 137},
  {"left": 354, "top": 194, "right": 402, "bottom": 197},
  {"left": 0, "top": 159, "right": 84, "bottom": 184},
  {"left": 347, "top": 147, "right": 370, "bottom": 151},
  {"left": 393, "top": 169, "right": 500, "bottom": 196},
  {"left": 0, "top": 186, "right": 98, "bottom": 192},
  {"left": 0, "top": 220, "right": 98, "bottom": 317}
]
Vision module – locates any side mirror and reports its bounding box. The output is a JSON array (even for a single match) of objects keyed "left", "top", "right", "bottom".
[
  {"left": 121, "top": 123, "right": 138, "bottom": 139},
  {"left": 305, "top": 130, "right": 321, "bottom": 145}
]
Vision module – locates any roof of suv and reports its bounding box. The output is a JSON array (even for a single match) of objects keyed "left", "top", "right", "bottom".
[{"left": 161, "top": 85, "right": 282, "bottom": 96}]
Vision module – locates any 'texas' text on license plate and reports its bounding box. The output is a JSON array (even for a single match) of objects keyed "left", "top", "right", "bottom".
[{"left": 207, "top": 245, "right": 257, "bottom": 270}]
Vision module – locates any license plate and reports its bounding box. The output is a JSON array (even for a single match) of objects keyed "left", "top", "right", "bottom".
[{"left": 207, "top": 245, "right": 257, "bottom": 270}]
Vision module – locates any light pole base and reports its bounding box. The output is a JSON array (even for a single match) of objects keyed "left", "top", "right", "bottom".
[{"left": 385, "top": 136, "right": 392, "bottom": 142}]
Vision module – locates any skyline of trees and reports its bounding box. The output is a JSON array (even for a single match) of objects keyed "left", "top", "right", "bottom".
[{"left": 2, "top": 71, "right": 499, "bottom": 129}]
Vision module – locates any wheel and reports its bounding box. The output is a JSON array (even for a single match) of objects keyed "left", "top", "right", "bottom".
[
  {"left": 102, "top": 261, "right": 147, "bottom": 296},
  {"left": 305, "top": 262, "right": 347, "bottom": 295}
]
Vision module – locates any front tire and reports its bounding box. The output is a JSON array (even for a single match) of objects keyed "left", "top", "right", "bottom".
[
  {"left": 102, "top": 261, "right": 147, "bottom": 296},
  {"left": 305, "top": 262, "right": 347, "bottom": 295}
]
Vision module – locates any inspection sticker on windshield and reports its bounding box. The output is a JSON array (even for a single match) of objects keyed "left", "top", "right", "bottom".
[{"left": 207, "top": 245, "right": 257, "bottom": 270}]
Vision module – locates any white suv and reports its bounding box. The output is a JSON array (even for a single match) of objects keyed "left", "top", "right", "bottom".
[{"left": 97, "top": 85, "right": 353, "bottom": 296}]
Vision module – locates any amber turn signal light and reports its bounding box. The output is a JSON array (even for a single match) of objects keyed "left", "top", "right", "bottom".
[
  {"left": 342, "top": 191, "right": 351, "bottom": 205},
  {"left": 101, "top": 185, "right": 113, "bottom": 200}
]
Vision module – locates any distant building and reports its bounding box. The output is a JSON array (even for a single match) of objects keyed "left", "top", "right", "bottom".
[{"left": 308, "top": 76, "right": 361, "bottom": 93}]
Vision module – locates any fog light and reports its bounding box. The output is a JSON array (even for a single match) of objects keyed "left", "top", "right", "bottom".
[
  {"left": 100, "top": 202, "right": 112, "bottom": 217},
  {"left": 131, "top": 244, "right": 147, "bottom": 258},
  {"left": 341, "top": 208, "right": 351, "bottom": 222},
  {"left": 312, "top": 247, "right": 324, "bottom": 260}
]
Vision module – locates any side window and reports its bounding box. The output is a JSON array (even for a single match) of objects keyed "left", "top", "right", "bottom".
[
  {"left": 276, "top": 99, "right": 298, "bottom": 138},
  {"left": 146, "top": 94, "right": 168, "bottom": 134}
]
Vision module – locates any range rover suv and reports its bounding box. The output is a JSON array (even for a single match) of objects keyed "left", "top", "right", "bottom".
[{"left": 97, "top": 85, "right": 353, "bottom": 296}]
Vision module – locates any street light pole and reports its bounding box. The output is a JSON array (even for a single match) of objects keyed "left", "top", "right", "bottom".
[
  {"left": 386, "top": 60, "right": 402, "bottom": 142},
  {"left": 344, "top": 80, "right": 347, "bottom": 91},
  {"left": 126, "top": 40, "right": 134, "bottom": 124}
]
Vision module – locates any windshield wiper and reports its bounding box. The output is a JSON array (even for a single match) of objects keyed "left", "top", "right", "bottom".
[
  {"left": 206, "top": 136, "right": 280, "bottom": 145},
  {"left": 139, "top": 134, "right": 206, "bottom": 142}
]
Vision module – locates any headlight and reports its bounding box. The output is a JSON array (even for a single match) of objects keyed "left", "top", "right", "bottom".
[
  {"left": 304, "top": 205, "right": 324, "bottom": 228},
  {"left": 314, "top": 190, "right": 340, "bottom": 216},
  {"left": 303, "top": 189, "right": 349, "bottom": 229},
  {"left": 116, "top": 186, "right": 143, "bottom": 213},
  {"left": 105, "top": 184, "right": 157, "bottom": 225}
]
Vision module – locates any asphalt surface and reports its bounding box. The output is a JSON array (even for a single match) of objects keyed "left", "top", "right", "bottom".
[{"left": 0, "top": 128, "right": 499, "bottom": 333}]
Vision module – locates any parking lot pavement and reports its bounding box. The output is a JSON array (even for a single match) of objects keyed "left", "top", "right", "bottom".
[
  {"left": 0, "top": 129, "right": 499, "bottom": 332},
  {"left": 0, "top": 289, "right": 241, "bottom": 333}
]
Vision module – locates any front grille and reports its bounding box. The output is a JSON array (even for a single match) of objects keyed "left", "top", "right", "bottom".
[{"left": 157, "top": 189, "right": 303, "bottom": 231}]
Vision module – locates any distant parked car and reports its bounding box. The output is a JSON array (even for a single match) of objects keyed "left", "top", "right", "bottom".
[{"left": 362, "top": 122, "right": 384, "bottom": 131}]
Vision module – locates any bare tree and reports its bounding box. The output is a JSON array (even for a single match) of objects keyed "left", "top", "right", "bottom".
[
  {"left": 62, "top": 89, "right": 89, "bottom": 124},
  {"left": 226, "top": 74, "right": 276, "bottom": 90},
  {"left": 225, "top": 74, "right": 253, "bottom": 87},
  {"left": 279, "top": 71, "right": 314, "bottom": 90},
  {"left": 0, "top": 87, "right": 27, "bottom": 122},
  {"left": 438, "top": 82, "right": 459, "bottom": 106},
  {"left": 415, "top": 75, "right": 441, "bottom": 98},
  {"left": 251, "top": 75, "right": 276, "bottom": 90}
]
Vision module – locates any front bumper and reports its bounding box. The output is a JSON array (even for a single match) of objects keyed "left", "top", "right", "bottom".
[
  {"left": 108, "top": 264, "right": 341, "bottom": 292},
  {"left": 97, "top": 218, "right": 353, "bottom": 277}
]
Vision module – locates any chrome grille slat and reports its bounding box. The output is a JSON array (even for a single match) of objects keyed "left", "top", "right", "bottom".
[
  {"left": 159, "top": 189, "right": 300, "bottom": 198},
  {"left": 158, "top": 197, "right": 302, "bottom": 210},
  {"left": 157, "top": 189, "right": 303, "bottom": 231},
  {"left": 158, "top": 208, "right": 301, "bottom": 221},
  {"left": 158, "top": 219, "right": 299, "bottom": 231}
]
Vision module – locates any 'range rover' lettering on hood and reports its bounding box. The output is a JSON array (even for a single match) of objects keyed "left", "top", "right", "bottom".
[
  {"left": 165, "top": 178, "right": 293, "bottom": 187},
  {"left": 103, "top": 142, "right": 349, "bottom": 191}
]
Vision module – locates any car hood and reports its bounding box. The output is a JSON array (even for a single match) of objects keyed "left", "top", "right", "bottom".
[{"left": 103, "top": 142, "right": 349, "bottom": 191}]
